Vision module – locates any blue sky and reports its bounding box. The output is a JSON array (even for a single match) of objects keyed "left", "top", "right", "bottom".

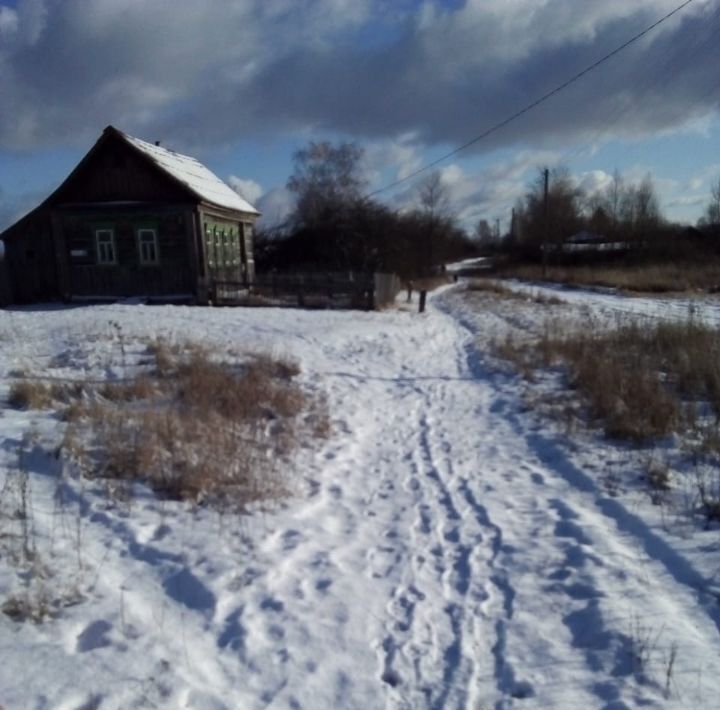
[{"left": 1, "top": 0, "right": 719, "bottom": 233}]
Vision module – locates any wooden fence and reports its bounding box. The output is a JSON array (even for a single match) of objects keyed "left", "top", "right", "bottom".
[{"left": 212, "top": 272, "right": 401, "bottom": 311}]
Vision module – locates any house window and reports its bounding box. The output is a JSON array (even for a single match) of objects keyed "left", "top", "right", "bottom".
[
  {"left": 137, "top": 228, "right": 159, "bottom": 265},
  {"left": 96, "top": 229, "right": 116, "bottom": 264}
]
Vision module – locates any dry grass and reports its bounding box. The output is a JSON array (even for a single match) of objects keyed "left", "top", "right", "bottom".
[
  {"left": 8, "top": 380, "right": 55, "bottom": 410},
  {"left": 490, "top": 315, "right": 720, "bottom": 517},
  {"left": 11, "top": 342, "right": 323, "bottom": 509},
  {"left": 467, "top": 279, "right": 564, "bottom": 305},
  {"left": 495, "top": 319, "right": 720, "bottom": 444},
  {"left": 498, "top": 262, "right": 720, "bottom": 294},
  {"left": 467, "top": 279, "right": 525, "bottom": 299},
  {"left": 8, "top": 379, "right": 89, "bottom": 411},
  {"left": 542, "top": 320, "right": 720, "bottom": 441}
]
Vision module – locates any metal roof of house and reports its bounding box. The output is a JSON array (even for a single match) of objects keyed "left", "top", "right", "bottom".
[{"left": 119, "top": 130, "right": 259, "bottom": 215}]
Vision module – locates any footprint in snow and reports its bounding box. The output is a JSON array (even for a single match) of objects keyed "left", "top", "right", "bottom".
[
  {"left": 315, "top": 578, "right": 333, "bottom": 594},
  {"left": 554, "top": 520, "right": 593, "bottom": 546},
  {"left": 326, "top": 484, "right": 342, "bottom": 500},
  {"left": 260, "top": 597, "right": 285, "bottom": 613},
  {"left": 163, "top": 567, "right": 216, "bottom": 613},
  {"left": 151, "top": 523, "right": 172, "bottom": 541},
  {"left": 279, "top": 529, "right": 304, "bottom": 551},
  {"left": 76, "top": 620, "right": 113, "bottom": 653}
]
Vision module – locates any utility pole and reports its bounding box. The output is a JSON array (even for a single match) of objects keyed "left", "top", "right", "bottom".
[{"left": 542, "top": 167, "right": 550, "bottom": 278}]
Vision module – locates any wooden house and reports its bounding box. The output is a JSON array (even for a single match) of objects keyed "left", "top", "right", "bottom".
[{"left": 0, "top": 125, "right": 259, "bottom": 305}]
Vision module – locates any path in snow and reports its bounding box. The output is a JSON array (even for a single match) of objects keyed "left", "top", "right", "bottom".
[{"left": 1, "top": 289, "right": 719, "bottom": 708}]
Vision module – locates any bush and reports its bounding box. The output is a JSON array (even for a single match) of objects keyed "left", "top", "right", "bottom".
[
  {"left": 8, "top": 380, "right": 54, "bottom": 410},
  {"left": 494, "top": 318, "right": 720, "bottom": 444},
  {"left": 13, "top": 343, "right": 323, "bottom": 509}
]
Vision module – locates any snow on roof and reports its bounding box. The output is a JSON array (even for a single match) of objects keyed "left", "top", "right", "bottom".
[{"left": 119, "top": 131, "right": 259, "bottom": 215}]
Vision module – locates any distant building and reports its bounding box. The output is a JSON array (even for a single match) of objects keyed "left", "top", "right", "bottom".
[{"left": 0, "top": 125, "right": 259, "bottom": 305}]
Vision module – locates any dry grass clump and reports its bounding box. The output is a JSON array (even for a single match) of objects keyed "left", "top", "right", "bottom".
[
  {"left": 10, "top": 341, "right": 322, "bottom": 509},
  {"left": 172, "top": 350, "right": 304, "bottom": 423},
  {"left": 540, "top": 329, "right": 677, "bottom": 442},
  {"left": 540, "top": 320, "right": 720, "bottom": 441},
  {"left": 8, "top": 380, "right": 55, "bottom": 410},
  {"left": 467, "top": 279, "right": 563, "bottom": 306},
  {"left": 467, "top": 279, "right": 525, "bottom": 299},
  {"left": 70, "top": 344, "right": 317, "bottom": 507},
  {"left": 8, "top": 380, "right": 87, "bottom": 410},
  {"left": 498, "top": 262, "right": 720, "bottom": 294},
  {"left": 495, "top": 318, "right": 720, "bottom": 444}
]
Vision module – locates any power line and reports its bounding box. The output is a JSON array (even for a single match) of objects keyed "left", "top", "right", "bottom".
[{"left": 367, "top": 0, "right": 698, "bottom": 198}]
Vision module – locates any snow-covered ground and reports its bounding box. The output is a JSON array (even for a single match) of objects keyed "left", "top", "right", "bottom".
[{"left": 1, "top": 286, "right": 719, "bottom": 709}]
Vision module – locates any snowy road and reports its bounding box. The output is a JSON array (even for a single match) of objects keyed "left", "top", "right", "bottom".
[{"left": 2, "top": 288, "right": 720, "bottom": 708}]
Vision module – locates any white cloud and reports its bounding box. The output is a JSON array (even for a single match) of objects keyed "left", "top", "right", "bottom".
[
  {"left": 578, "top": 170, "right": 613, "bottom": 194},
  {"left": 228, "top": 175, "right": 264, "bottom": 206},
  {"left": 256, "top": 186, "right": 295, "bottom": 229},
  {"left": 362, "top": 134, "right": 424, "bottom": 188},
  {"left": 0, "top": 0, "right": 717, "bottom": 154},
  {"left": 16, "top": 0, "right": 48, "bottom": 45},
  {"left": 0, "top": 6, "right": 18, "bottom": 38}
]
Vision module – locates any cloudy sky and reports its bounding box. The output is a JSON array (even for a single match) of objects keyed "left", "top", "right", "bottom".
[{"left": 1, "top": 0, "right": 719, "bottom": 232}]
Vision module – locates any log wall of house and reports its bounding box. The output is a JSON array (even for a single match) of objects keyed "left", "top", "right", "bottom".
[
  {"left": 2, "top": 214, "right": 58, "bottom": 303},
  {"left": 61, "top": 209, "right": 194, "bottom": 297}
]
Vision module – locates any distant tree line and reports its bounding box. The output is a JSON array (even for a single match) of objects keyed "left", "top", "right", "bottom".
[
  {"left": 510, "top": 167, "right": 664, "bottom": 251},
  {"left": 492, "top": 166, "right": 720, "bottom": 265},
  {"left": 254, "top": 140, "right": 720, "bottom": 275},
  {"left": 255, "top": 141, "right": 477, "bottom": 279},
  {"left": 698, "top": 177, "right": 720, "bottom": 228}
]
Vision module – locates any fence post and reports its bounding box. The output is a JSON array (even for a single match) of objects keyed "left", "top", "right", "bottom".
[{"left": 419, "top": 290, "right": 427, "bottom": 313}]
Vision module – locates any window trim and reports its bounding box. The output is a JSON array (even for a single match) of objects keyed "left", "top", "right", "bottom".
[
  {"left": 137, "top": 227, "right": 160, "bottom": 266},
  {"left": 95, "top": 229, "right": 117, "bottom": 265}
]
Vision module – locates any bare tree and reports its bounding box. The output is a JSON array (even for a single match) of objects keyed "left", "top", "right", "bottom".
[
  {"left": 618, "top": 173, "right": 661, "bottom": 239},
  {"left": 287, "top": 141, "right": 366, "bottom": 229},
  {"left": 699, "top": 177, "right": 720, "bottom": 226},
  {"left": 418, "top": 170, "right": 449, "bottom": 219},
  {"left": 518, "top": 166, "right": 584, "bottom": 247},
  {"left": 475, "top": 219, "right": 494, "bottom": 245},
  {"left": 605, "top": 168, "right": 623, "bottom": 235},
  {"left": 635, "top": 173, "right": 662, "bottom": 236},
  {"left": 415, "top": 170, "right": 452, "bottom": 273}
]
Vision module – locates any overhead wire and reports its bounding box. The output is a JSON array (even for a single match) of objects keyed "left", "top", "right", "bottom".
[
  {"left": 555, "top": 1, "right": 720, "bottom": 170},
  {"left": 367, "top": 0, "right": 700, "bottom": 199}
]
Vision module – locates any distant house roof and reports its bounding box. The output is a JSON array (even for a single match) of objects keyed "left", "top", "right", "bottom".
[
  {"left": 118, "top": 130, "right": 259, "bottom": 215},
  {"left": 567, "top": 230, "right": 605, "bottom": 244}
]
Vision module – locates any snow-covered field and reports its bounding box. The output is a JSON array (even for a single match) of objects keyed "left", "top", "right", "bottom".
[{"left": 1, "top": 285, "right": 719, "bottom": 709}]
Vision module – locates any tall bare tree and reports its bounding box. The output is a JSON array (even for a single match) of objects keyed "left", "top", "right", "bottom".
[
  {"left": 287, "top": 141, "right": 366, "bottom": 230},
  {"left": 699, "top": 177, "right": 720, "bottom": 226},
  {"left": 416, "top": 170, "right": 451, "bottom": 273}
]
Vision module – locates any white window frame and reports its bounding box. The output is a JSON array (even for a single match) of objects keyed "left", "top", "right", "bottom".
[
  {"left": 95, "top": 229, "right": 117, "bottom": 265},
  {"left": 137, "top": 228, "right": 159, "bottom": 265}
]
